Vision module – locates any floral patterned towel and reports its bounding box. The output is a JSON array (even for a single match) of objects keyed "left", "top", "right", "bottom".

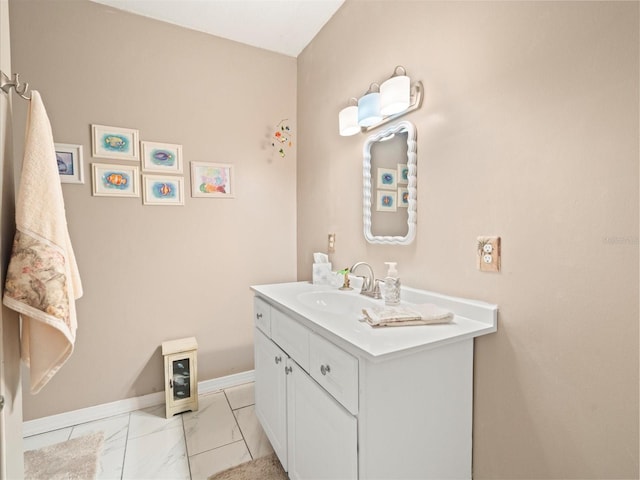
[{"left": 2, "top": 91, "right": 82, "bottom": 393}]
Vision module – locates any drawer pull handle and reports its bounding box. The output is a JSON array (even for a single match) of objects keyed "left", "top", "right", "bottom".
[
  {"left": 275, "top": 356, "right": 282, "bottom": 364},
  {"left": 256, "top": 313, "right": 263, "bottom": 320},
  {"left": 320, "top": 364, "right": 331, "bottom": 376},
  {"left": 285, "top": 366, "right": 293, "bottom": 375}
]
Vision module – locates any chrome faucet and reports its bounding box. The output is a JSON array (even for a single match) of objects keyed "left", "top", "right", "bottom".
[{"left": 349, "top": 262, "right": 382, "bottom": 299}]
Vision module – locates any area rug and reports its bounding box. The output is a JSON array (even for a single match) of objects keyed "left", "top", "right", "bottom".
[
  {"left": 24, "top": 431, "right": 104, "bottom": 480},
  {"left": 208, "top": 453, "right": 288, "bottom": 480}
]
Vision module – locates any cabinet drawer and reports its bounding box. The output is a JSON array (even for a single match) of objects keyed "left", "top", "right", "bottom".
[
  {"left": 254, "top": 297, "right": 271, "bottom": 335},
  {"left": 309, "top": 333, "right": 358, "bottom": 414},
  {"left": 271, "top": 308, "right": 310, "bottom": 372}
]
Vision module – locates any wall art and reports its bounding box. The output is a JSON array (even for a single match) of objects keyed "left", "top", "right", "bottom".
[
  {"left": 142, "top": 175, "right": 184, "bottom": 206},
  {"left": 55, "top": 143, "right": 84, "bottom": 184},
  {"left": 397, "top": 164, "right": 409, "bottom": 185},
  {"left": 376, "top": 167, "right": 397, "bottom": 190},
  {"left": 190, "top": 162, "right": 234, "bottom": 198},
  {"left": 376, "top": 190, "right": 397, "bottom": 212},
  {"left": 398, "top": 187, "right": 409, "bottom": 208},
  {"left": 271, "top": 118, "right": 293, "bottom": 158},
  {"left": 141, "top": 141, "right": 183, "bottom": 173},
  {"left": 91, "top": 124, "right": 139, "bottom": 161},
  {"left": 91, "top": 163, "right": 139, "bottom": 197}
]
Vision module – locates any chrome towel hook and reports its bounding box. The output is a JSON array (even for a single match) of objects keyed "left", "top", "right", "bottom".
[{"left": 0, "top": 71, "right": 32, "bottom": 100}]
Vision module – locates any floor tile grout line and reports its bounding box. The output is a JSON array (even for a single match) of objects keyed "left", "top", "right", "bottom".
[
  {"left": 223, "top": 389, "right": 254, "bottom": 461},
  {"left": 118, "top": 412, "right": 132, "bottom": 480},
  {"left": 180, "top": 415, "right": 193, "bottom": 480}
]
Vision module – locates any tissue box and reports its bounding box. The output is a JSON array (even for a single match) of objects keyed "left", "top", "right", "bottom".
[{"left": 312, "top": 263, "right": 332, "bottom": 285}]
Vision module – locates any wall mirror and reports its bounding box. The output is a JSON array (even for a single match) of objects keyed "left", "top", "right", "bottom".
[{"left": 363, "top": 121, "right": 417, "bottom": 245}]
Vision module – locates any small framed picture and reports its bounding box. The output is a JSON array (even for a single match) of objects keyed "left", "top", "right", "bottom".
[
  {"left": 91, "top": 163, "right": 140, "bottom": 197},
  {"left": 142, "top": 175, "right": 184, "bottom": 206},
  {"left": 376, "top": 167, "right": 397, "bottom": 190},
  {"left": 141, "top": 141, "right": 183, "bottom": 174},
  {"left": 190, "top": 162, "right": 234, "bottom": 198},
  {"left": 397, "top": 164, "right": 409, "bottom": 185},
  {"left": 376, "top": 190, "right": 397, "bottom": 212},
  {"left": 55, "top": 143, "right": 84, "bottom": 184},
  {"left": 398, "top": 187, "right": 409, "bottom": 208},
  {"left": 91, "top": 124, "right": 139, "bottom": 161}
]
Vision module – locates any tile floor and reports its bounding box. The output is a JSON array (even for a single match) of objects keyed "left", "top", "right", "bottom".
[{"left": 23, "top": 382, "right": 275, "bottom": 479}]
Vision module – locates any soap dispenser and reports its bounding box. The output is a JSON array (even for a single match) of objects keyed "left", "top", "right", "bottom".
[{"left": 384, "top": 262, "right": 401, "bottom": 306}]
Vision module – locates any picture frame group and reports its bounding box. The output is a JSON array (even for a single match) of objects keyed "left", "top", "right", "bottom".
[
  {"left": 80, "top": 124, "right": 236, "bottom": 205},
  {"left": 375, "top": 164, "right": 409, "bottom": 212}
]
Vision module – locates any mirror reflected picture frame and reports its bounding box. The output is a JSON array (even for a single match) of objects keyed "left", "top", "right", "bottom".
[{"left": 363, "top": 120, "right": 417, "bottom": 245}]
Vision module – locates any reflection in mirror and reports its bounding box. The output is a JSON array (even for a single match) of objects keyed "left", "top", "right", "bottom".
[{"left": 363, "top": 121, "right": 416, "bottom": 245}]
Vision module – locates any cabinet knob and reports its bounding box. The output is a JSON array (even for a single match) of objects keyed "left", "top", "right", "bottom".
[
  {"left": 320, "top": 364, "right": 331, "bottom": 376},
  {"left": 256, "top": 313, "right": 263, "bottom": 320},
  {"left": 275, "top": 356, "right": 282, "bottom": 364},
  {"left": 285, "top": 366, "right": 293, "bottom": 375}
]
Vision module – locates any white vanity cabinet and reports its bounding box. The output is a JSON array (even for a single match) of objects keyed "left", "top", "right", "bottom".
[
  {"left": 254, "top": 328, "right": 288, "bottom": 467},
  {"left": 286, "top": 356, "right": 357, "bottom": 479},
  {"left": 254, "top": 298, "right": 357, "bottom": 479},
  {"left": 252, "top": 283, "right": 498, "bottom": 480}
]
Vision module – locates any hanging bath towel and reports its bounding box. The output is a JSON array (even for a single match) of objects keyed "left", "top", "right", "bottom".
[{"left": 3, "top": 91, "right": 83, "bottom": 393}]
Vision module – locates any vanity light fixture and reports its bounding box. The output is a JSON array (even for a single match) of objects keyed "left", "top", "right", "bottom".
[
  {"left": 380, "top": 66, "right": 410, "bottom": 115},
  {"left": 358, "top": 83, "right": 382, "bottom": 127},
  {"left": 338, "top": 65, "right": 423, "bottom": 136},
  {"left": 338, "top": 98, "right": 360, "bottom": 136}
]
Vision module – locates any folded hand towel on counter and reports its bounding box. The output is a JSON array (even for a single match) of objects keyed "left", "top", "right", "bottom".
[
  {"left": 2, "top": 91, "right": 83, "bottom": 393},
  {"left": 360, "top": 304, "right": 453, "bottom": 328}
]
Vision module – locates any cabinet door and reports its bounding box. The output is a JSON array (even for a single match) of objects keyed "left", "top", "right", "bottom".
[
  {"left": 165, "top": 351, "right": 198, "bottom": 417},
  {"left": 287, "top": 361, "right": 357, "bottom": 480},
  {"left": 254, "top": 328, "right": 288, "bottom": 469}
]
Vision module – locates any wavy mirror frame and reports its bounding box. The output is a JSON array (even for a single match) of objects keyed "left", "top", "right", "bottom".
[{"left": 363, "top": 120, "right": 417, "bottom": 245}]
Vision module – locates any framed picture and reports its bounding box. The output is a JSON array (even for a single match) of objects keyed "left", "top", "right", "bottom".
[
  {"left": 91, "top": 163, "right": 140, "bottom": 197},
  {"left": 376, "top": 167, "right": 397, "bottom": 190},
  {"left": 91, "top": 124, "right": 139, "bottom": 161},
  {"left": 141, "top": 141, "right": 183, "bottom": 173},
  {"left": 142, "top": 175, "right": 184, "bottom": 206},
  {"left": 190, "top": 162, "right": 234, "bottom": 198},
  {"left": 376, "top": 190, "right": 397, "bottom": 212},
  {"left": 398, "top": 187, "right": 409, "bottom": 208},
  {"left": 397, "top": 164, "right": 409, "bottom": 185},
  {"left": 55, "top": 143, "right": 84, "bottom": 184}
]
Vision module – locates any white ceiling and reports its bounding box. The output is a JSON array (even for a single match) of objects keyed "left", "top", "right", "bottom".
[{"left": 90, "top": 0, "right": 345, "bottom": 57}]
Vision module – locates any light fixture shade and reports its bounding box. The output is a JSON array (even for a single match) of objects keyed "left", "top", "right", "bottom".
[
  {"left": 380, "top": 75, "right": 410, "bottom": 116},
  {"left": 338, "top": 105, "right": 360, "bottom": 136},
  {"left": 358, "top": 92, "right": 382, "bottom": 127}
]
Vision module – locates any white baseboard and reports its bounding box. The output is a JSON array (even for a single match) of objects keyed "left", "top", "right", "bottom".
[{"left": 23, "top": 370, "right": 255, "bottom": 438}]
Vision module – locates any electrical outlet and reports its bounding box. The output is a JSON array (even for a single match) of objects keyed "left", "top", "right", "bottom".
[
  {"left": 328, "top": 233, "right": 336, "bottom": 253},
  {"left": 477, "top": 236, "right": 500, "bottom": 272}
]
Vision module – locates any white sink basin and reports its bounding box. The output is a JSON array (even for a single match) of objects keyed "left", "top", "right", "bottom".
[{"left": 297, "top": 290, "right": 381, "bottom": 315}]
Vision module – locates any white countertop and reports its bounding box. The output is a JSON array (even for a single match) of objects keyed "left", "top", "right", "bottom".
[{"left": 251, "top": 282, "right": 498, "bottom": 360}]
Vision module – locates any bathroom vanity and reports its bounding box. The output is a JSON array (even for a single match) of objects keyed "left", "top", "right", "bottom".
[{"left": 251, "top": 281, "right": 497, "bottom": 480}]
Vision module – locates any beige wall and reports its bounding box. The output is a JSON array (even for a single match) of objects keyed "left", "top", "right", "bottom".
[
  {"left": 9, "top": 0, "right": 297, "bottom": 420},
  {"left": 298, "top": 1, "right": 638, "bottom": 479}
]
